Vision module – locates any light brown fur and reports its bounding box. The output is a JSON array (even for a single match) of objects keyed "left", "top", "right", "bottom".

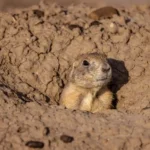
[{"left": 60, "top": 53, "right": 113, "bottom": 113}]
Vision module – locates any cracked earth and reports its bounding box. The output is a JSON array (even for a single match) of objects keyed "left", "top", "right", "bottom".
[{"left": 0, "top": 0, "right": 150, "bottom": 149}]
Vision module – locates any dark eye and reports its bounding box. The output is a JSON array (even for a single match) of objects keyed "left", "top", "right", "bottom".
[{"left": 82, "top": 60, "right": 90, "bottom": 66}]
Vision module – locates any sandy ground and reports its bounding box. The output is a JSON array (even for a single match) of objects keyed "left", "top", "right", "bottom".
[
  {"left": 1, "top": 0, "right": 150, "bottom": 10},
  {"left": 0, "top": 0, "right": 150, "bottom": 149}
]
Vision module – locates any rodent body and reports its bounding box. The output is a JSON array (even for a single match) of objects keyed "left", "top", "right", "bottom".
[{"left": 60, "top": 53, "right": 113, "bottom": 113}]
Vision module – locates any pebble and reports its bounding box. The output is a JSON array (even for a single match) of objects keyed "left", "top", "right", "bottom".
[
  {"left": 60, "top": 134, "right": 74, "bottom": 143},
  {"left": 89, "top": 6, "right": 120, "bottom": 20},
  {"left": 25, "top": 141, "right": 44, "bottom": 148},
  {"left": 108, "top": 22, "right": 118, "bottom": 33}
]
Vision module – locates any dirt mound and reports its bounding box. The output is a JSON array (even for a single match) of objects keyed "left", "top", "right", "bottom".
[{"left": 0, "top": 1, "right": 150, "bottom": 149}]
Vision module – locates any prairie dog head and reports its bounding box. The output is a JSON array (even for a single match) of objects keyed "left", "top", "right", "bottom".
[{"left": 69, "top": 53, "right": 112, "bottom": 88}]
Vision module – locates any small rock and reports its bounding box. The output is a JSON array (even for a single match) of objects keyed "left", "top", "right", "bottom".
[
  {"left": 108, "top": 22, "right": 118, "bottom": 34},
  {"left": 84, "top": 23, "right": 89, "bottom": 29},
  {"left": 33, "top": 9, "right": 44, "bottom": 18},
  {"left": 89, "top": 6, "right": 120, "bottom": 20},
  {"left": 60, "top": 135, "right": 74, "bottom": 143},
  {"left": 25, "top": 141, "right": 44, "bottom": 148}
]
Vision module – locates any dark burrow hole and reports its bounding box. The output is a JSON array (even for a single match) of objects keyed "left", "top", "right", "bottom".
[{"left": 107, "top": 58, "right": 129, "bottom": 109}]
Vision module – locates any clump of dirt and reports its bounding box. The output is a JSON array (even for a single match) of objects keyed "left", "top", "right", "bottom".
[{"left": 0, "top": 1, "right": 150, "bottom": 149}]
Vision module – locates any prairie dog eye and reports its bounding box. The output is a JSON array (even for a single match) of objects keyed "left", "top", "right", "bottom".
[{"left": 82, "top": 60, "right": 90, "bottom": 66}]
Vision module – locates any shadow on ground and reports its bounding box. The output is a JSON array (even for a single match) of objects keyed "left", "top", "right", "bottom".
[{"left": 108, "top": 59, "right": 129, "bottom": 108}]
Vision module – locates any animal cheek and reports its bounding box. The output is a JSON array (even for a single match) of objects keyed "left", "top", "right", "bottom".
[{"left": 95, "top": 68, "right": 103, "bottom": 76}]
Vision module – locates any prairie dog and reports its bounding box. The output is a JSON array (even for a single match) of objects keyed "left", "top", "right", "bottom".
[{"left": 60, "top": 53, "right": 113, "bottom": 113}]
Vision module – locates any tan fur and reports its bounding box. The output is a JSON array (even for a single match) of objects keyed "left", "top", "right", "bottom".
[
  {"left": 60, "top": 53, "right": 113, "bottom": 113},
  {"left": 91, "top": 87, "right": 113, "bottom": 113}
]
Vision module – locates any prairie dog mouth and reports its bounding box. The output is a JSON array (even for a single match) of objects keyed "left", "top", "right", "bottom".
[{"left": 96, "top": 77, "right": 108, "bottom": 81}]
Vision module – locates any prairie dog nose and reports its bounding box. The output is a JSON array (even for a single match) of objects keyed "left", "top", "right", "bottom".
[{"left": 102, "top": 63, "right": 111, "bottom": 73}]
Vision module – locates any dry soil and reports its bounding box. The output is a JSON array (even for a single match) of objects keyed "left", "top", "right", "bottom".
[{"left": 0, "top": 0, "right": 150, "bottom": 150}]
